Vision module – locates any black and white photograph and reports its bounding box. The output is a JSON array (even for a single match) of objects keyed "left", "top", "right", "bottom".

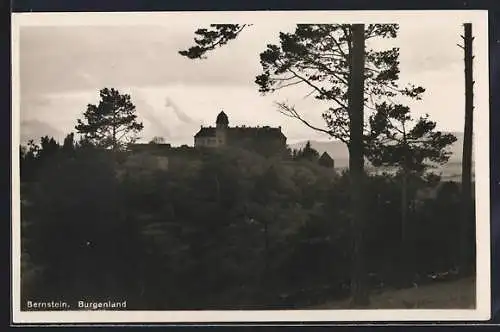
[{"left": 11, "top": 10, "right": 490, "bottom": 323}]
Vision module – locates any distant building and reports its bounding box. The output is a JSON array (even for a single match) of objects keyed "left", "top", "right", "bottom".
[
  {"left": 194, "top": 111, "right": 287, "bottom": 153},
  {"left": 318, "top": 152, "right": 335, "bottom": 168}
]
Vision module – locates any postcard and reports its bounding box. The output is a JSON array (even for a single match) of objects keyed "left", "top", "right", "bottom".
[{"left": 11, "top": 10, "right": 491, "bottom": 323}]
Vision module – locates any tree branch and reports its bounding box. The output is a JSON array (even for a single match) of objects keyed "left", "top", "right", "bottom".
[
  {"left": 327, "top": 29, "right": 348, "bottom": 58},
  {"left": 285, "top": 67, "right": 348, "bottom": 109},
  {"left": 275, "top": 102, "right": 337, "bottom": 139}
]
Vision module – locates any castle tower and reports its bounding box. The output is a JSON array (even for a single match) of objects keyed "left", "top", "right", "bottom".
[{"left": 215, "top": 110, "right": 229, "bottom": 146}]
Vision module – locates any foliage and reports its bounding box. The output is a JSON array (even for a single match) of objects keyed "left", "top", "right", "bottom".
[
  {"left": 179, "top": 24, "right": 251, "bottom": 59},
  {"left": 75, "top": 88, "right": 144, "bottom": 151},
  {"left": 180, "top": 24, "right": 424, "bottom": 145},
  {"left": 149, "top": 136, "right": 166, "bottom": 144},
  {"left": 254, "top": 24, "right": 425, "bottom": 146},
  {"left": 19, "top": 137, "right": 475, "bottom": 309},
  {"left": 362, "top": 104, "right": 457, "bottom": 285},
  {"left": 292, "top": 141, "right": 320, "bottom": 162},
  {"left": 179, "top": 23, "right": 426, "bottom": 306},
  {"left": 365, "top": 105, "right": 457, "bottom": 174}
]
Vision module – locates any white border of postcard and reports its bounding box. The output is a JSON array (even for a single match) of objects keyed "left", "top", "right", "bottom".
[{"left": 11, "top": 10, "right": 491, "bottom": 323}]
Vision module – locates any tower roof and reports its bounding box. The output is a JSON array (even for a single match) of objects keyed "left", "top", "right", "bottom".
[
  {"left": 318, "top": 151, "right": 334, "bottom": 167},
  {"left": 319, "top": 151, "right": 333, "bottom": 161},
  {"left": 216, "top": 111, "right": 229, "bottom": 125}
]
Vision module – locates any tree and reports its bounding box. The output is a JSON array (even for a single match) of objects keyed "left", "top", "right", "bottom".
[
  {"left": 149, "top": 136, "right": 166, "bottom": 144},
  {"left": 180, "top": 23, "right": 424, "bottom": 306},
  {"left": 347, "top": 24, "right": 368, "bottom": 306},
  {"left": 294, "top": 141, "right": 320, "bottom": 161},
  {"left": 365, "top": 104, "right": 457, "bottom": 283},
  {"left": 19, "top": 136, "right": 62, "bottom": 182},
  {"left": 19, "top": 140, "right": 39, "bottom": 182},
  {"left": 179, "top": 24, "right": 251, "bottom": 59},
  {"left": 256, "top": 25, "right": 424, "bottom": 144},
  {"left": 252, "top": 165, "right": 279, "bottom": 288},
  {"left": 62, "top": 132, "right": 76, "bottom": 155},
  {"left": 21, "top": 131, "right": 471, "bottom": 308},
  {"left": 38, "top": 136, "right": 60, "bottom": 160},
  {"left": 24, "top": 148, "right": 144, "bottom": 302},
  {"left": 75, "top": 88, "right": 144, "bottom": 151},
  {"left": 458, "top": 23, "right": 475, "bottom": 275}
]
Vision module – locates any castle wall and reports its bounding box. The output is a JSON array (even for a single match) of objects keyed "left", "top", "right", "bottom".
[
  {"left": 215, "top": 124, "right": 227, "bottom": 147},
  {"left": 195, "top": 136, "right": 218, "bottom": 147},
  {"left": 194, "top": 113, "right": 287, "bottom": 152}
]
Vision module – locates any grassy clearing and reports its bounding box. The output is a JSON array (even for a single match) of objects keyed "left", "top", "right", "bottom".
[{"left": 314, "top": 277, "right": 476, "bottom": 309}]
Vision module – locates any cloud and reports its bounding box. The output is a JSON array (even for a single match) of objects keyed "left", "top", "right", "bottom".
[
  {"left": 19, "top": 83, "right": 333, "bottom": 145},
  {"left": 19, "top": 23, "right": 466, "bottom": 98},
  {"left": 20, "top": 119, "right": 65, "bottom": 144},
  {"left": 397, "top": 22, "right": 463, "bottom": 75},
  {"left": 165, "top": 97, "right": 196, "bottom": 124},
  {"left": 19, "top": 25, "right": 284, "bottom": 97},
  {"left": 132, "top": 93, "right": 172, "bottom": 139},
  {"left": 18, "top": 22, "right": 476, "bottom": 146},
  {"left": 20, "top": 94, "right": 52, "bottom": 118}
]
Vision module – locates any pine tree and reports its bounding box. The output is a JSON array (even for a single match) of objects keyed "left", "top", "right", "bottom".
[
  {"left": 348, "top": 24, "right": 368, "bottom": 307},
  {"left": 459, "top": 23, "right": 475, "bottom": 274},
  {"left": 180, "top": 23, "right": 425, "bottom": 306},
  {"left": 75, "top": 88, "right": 144, "bottom": 151},
  {"left": 295, "top": 141, "right": 320, "bottom": 161},
  {"left": 365, "top": 104, "right": 457, "bottom": 283},
  {"left": 62, "top": 132, "right": 76, "bottom": 155}
]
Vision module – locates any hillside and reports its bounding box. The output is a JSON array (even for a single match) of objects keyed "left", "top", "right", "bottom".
[{"left": 289, "top": 132, "right": 474, "bottom": 180}]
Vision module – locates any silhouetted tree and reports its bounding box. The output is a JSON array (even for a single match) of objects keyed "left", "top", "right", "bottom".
[
  {"left": 18, "top": 24, "right": 474, "bottom": 310},
  {"left": 347, "top": 24, "right": 368, "bottom": 306},
  {"left": 365, "top": 105, "right": 457, "bottom": 283},
  {"left": 149, "top": 136, "right": 166, "bottom": 144},
  {"left": 62, "top": 132, "right": 76, "bottom": 154},
  {"left": 180, "top": 23, "right": 425, "bottom": 307},
  {"left": 24, "top": 148, "right": 144, "bottom": 302},
  {"left": 20, "top": 140, "right": 39, "bottom": 182},
  {"left": 458, "top": 23, "right": 475, "bottom": 274},
  {"left": 252, "top": 165, "right": 281, "bottom": 287},
  {"left": 179, "top": 24, "right": 252, "bottom": 59},
  {"left": 19, "top": 136, "right": 61, "bottom": 182},
  {"left": 38, "top": 136, "right": 59, "bottom": 160},
  {"left": 75, "top": 88, "right": 144, "bottom": 152},
  {"left": 294, "top": 141, "right": 320, "bottom": 161},
  {"left": 20, "top": 141, "right": 472, "bottom": 309}
]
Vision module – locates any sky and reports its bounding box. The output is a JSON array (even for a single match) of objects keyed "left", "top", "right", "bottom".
[{"left": 16, "top": 12, "right": 488, "bottom": 146}]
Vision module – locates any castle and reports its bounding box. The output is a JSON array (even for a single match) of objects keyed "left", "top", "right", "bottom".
[
  {"left": 194, "top": 111, "right": 287, "bottom": 150},
  {"left": 126, "top": 111, "right": 336, "bottom": 171}
]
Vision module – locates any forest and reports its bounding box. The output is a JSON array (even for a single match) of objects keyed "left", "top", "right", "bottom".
[
  {"left": 19, "top": 23, "right": 476, "bottom": 310},
  {"left": 19, "top": 132, "right": 475, "bottom": 309}
]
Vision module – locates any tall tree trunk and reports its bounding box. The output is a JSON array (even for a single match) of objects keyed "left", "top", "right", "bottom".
[
  {"left": 460, "top": 23, "right": 474, "bottom": 274},
  {"left": 400, "top": 167, "right": 410, "bottom": 286},
  {"left": 112, "top": 108, "right": 117, "bottom": 152},
  {"left": 398, "top": 128, "right": 412, "bottom": 286},
  {"left": 401, "top": 170, "right": 408, "bottom": 242},
  {"left": 348, "top": 24, "right": 369, "bottom": 307}
]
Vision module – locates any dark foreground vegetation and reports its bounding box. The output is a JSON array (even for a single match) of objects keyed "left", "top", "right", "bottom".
[{"left": 20, "top": 137, "right": 476, "bottom": 310}]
